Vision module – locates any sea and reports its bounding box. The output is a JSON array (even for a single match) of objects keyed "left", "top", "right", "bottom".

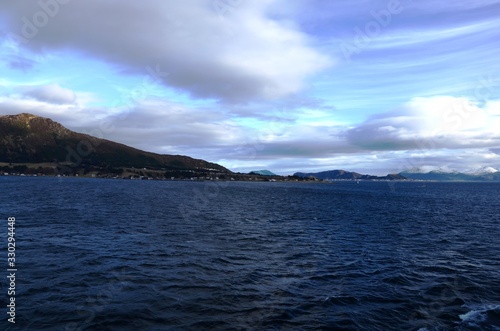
[{"left": 1, "top": 176, "right": 499, "bottom": 331}]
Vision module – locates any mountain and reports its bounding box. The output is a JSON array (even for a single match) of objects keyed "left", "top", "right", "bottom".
[
  {"left": 294, "top": 169, "right": 406, "bottom": 180},
  {"left": 403, "top": 166, "right": 462, "bottom": 174},
  {"left": 248, "top": 170, "right": 277, "bottom": 176},
  {"left": 0, "top": 113, "right": 230, "bottom": 177},
  {"left": 399, "top": 167, "right": 500, "bottom": 181},
  {"left": 464, "top": 166, "right": 499, "bottom": 175}
]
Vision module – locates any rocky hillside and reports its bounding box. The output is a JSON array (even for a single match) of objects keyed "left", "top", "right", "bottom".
[{"left": 0, "top": 113, "right": 230, "bottom": 175}]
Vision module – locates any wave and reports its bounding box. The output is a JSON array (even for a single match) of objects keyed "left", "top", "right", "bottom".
[{"left": 459, "top": 304, "right": 500, "bottom": 331}]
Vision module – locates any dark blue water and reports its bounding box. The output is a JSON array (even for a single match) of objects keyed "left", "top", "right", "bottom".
[{"left": 1, "top": 177, "right": 499, "bottom": 330}]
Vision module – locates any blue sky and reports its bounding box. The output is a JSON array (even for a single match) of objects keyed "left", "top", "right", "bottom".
[{"left": 1, "top": 0, "right": 499, "bottom": 175}]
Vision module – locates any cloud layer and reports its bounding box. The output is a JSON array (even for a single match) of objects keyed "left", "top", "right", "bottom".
[
  {"left": 0, "top": 0, "right": 330, "bottom": 102},
  {"left": 24, "top": 83, "right": 76, "bottom": 105}
]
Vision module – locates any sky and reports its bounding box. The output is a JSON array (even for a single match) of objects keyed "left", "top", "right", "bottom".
[{"left": 0, "top": 0, "right": 499, "bottom": 175}]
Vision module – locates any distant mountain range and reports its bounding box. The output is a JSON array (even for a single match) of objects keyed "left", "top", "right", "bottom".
[
  {"left": 294, "top": 169, "right": 406, "bottom": 180},
  {"left": 249, "top": 170, "right": 277, "bottom": 176},
  {"left": 0, "top": 113, "right": 229, "bottom": 177},
  {"left": 399, "top": 167, "right": 500, "bottom": 181},
  {"left": 295, "top": 166, "right": 500, "bottom": 182}
]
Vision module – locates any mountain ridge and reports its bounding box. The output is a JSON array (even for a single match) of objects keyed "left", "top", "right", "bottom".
[
  {"left": 248, "top": 170, "right": 277, "bottom": 176},
  {"left": 0, "top": 113, "right": 230, "bottom": 177},
  {"left": 399, "top": 167, "right": 500, "bottom": 181},
  {"left": 294, "top": 169, "right": 406, "bottom": 180}
]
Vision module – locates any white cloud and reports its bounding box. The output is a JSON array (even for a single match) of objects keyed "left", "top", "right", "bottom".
[
  {"left": 368, "top": 19, "right": 500, "bottom": 50},
  {"left": 346, "top": 95, "right": 500, "bottom": 151},
  {"left": 24, "top": 83, "right": 76, "bottom": 105}
]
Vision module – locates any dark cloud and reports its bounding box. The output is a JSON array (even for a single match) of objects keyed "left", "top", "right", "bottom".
[
  {"left": 0, "top": 0, "right": 330, "bottom": 103},
  {"left": 65, "top": 100, "right": 245, "bottom": 156},
  {"left": 346, "top": 122, "right": 420, "bottom": 151}
]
